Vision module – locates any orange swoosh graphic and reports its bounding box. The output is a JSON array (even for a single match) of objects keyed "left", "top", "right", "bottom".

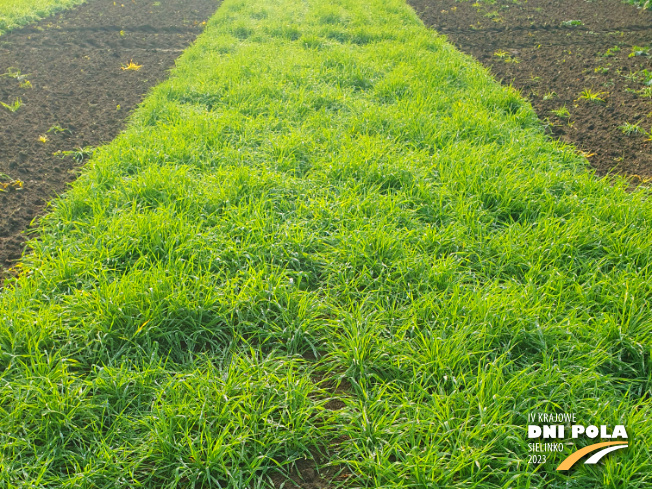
[{"left": 556, "top": 441, "right": 628, "bottom": 471}]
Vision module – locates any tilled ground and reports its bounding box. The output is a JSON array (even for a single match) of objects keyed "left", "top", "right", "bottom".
[
  {"left": 0, "top": 0, "right": 219, "bottom": 273},
  {"left": 408, "top": 0, "right": 652, "bottom": 181}
]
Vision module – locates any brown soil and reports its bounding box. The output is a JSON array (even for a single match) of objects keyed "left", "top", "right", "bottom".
[
  {"left": 269, "top": 452, "right": 349, "bottom": 489},
  {"left": 408, "top": 0, "right": 652, "bottom": 181},
  {"left": 266, "top": 367, "right": 352, "bottom": 488},
  {"left": 0, "top": 0, "right": 220, "bottom": 274}
]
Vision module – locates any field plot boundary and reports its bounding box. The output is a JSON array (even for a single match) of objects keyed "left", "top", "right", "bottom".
[
  {"left": 1, "top": 0, "right": 651, "bottom": 487},
  {"left": 408, "top": 0, "right": 652, "bottom": 181},
  {"left": 0, "top": 0, "right": 220, "bottom": 272}
]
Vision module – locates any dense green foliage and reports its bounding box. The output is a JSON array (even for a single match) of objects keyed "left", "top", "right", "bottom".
[
  {"left": 1, "top": 0, "right": 650, "bottom": 487},
  {"left": 626, "top": 0, "right": 651, "bottom": 10},
  {"left": 0, "top": 0, "right": 83, "bottom": 34}
]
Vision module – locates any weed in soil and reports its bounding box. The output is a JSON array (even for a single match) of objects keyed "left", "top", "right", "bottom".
[
  {"left": 0, "top": 97, "right": 22, "bottom": 112},
  {"left": 0, "top": 0, "right": 219, "bottom": 271},
  {"left": 121, "top": 59, "right": 142, "bottom": 71},
  {"left": 577, "top": 88, "right": 607, "bottom": 103},
  {"left": 408, "top": 0, "right": 652, "bottom": 179},
  {"left": 619, "top": 121, "right": 646, "bottom": 135},
  {"left": 551, "top": 105, "right": 571, "bottom": 118}
]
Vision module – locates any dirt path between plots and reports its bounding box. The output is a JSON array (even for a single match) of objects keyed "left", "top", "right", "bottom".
[
  {"left": 0, "top": 0, "right": 220, "bottom": 274},
  {"left": 408, "top": 0, "right": 652, "bottom": 182}
]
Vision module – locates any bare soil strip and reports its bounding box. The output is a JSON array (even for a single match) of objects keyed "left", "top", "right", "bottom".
[
  {"left": 0, "top": 0, "right": 219, "bottom": 272},
  {"left": 408, "top": 0, "right": 652, "bottom": 181}
]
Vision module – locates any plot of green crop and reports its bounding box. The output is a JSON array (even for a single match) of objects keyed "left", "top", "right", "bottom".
[
  {"left": 626, "top": 0, "right": 651, "bottom": 10},
  {"left": 0, "top": 0, "right": 84, "bottom": 34},
  {"left": 1, "top": 0, "right": 651, "bottom": 487}
]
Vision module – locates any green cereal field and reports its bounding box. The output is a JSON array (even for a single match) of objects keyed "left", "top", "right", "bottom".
[
  {"left": 0, "top": 0, "right": 83, "bottom": 34},
  {"left": 0, "top": 0, "right": 650, "bottom": 487}
]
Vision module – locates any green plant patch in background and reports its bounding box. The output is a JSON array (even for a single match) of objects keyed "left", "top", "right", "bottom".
[
  {"left": 625, "top": 0, "right": 651, "bottom": 10},
  {"left": 0, "top": 0, "right": 84, "bottom": 34}
]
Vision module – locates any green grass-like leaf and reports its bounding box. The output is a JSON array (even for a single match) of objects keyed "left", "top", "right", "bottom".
[
  {"left": 0, "top": 0, "right": 85, "bottom": 35},
  {"left": 0, "top": 97, "right": 22, "bottom": 112}
]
